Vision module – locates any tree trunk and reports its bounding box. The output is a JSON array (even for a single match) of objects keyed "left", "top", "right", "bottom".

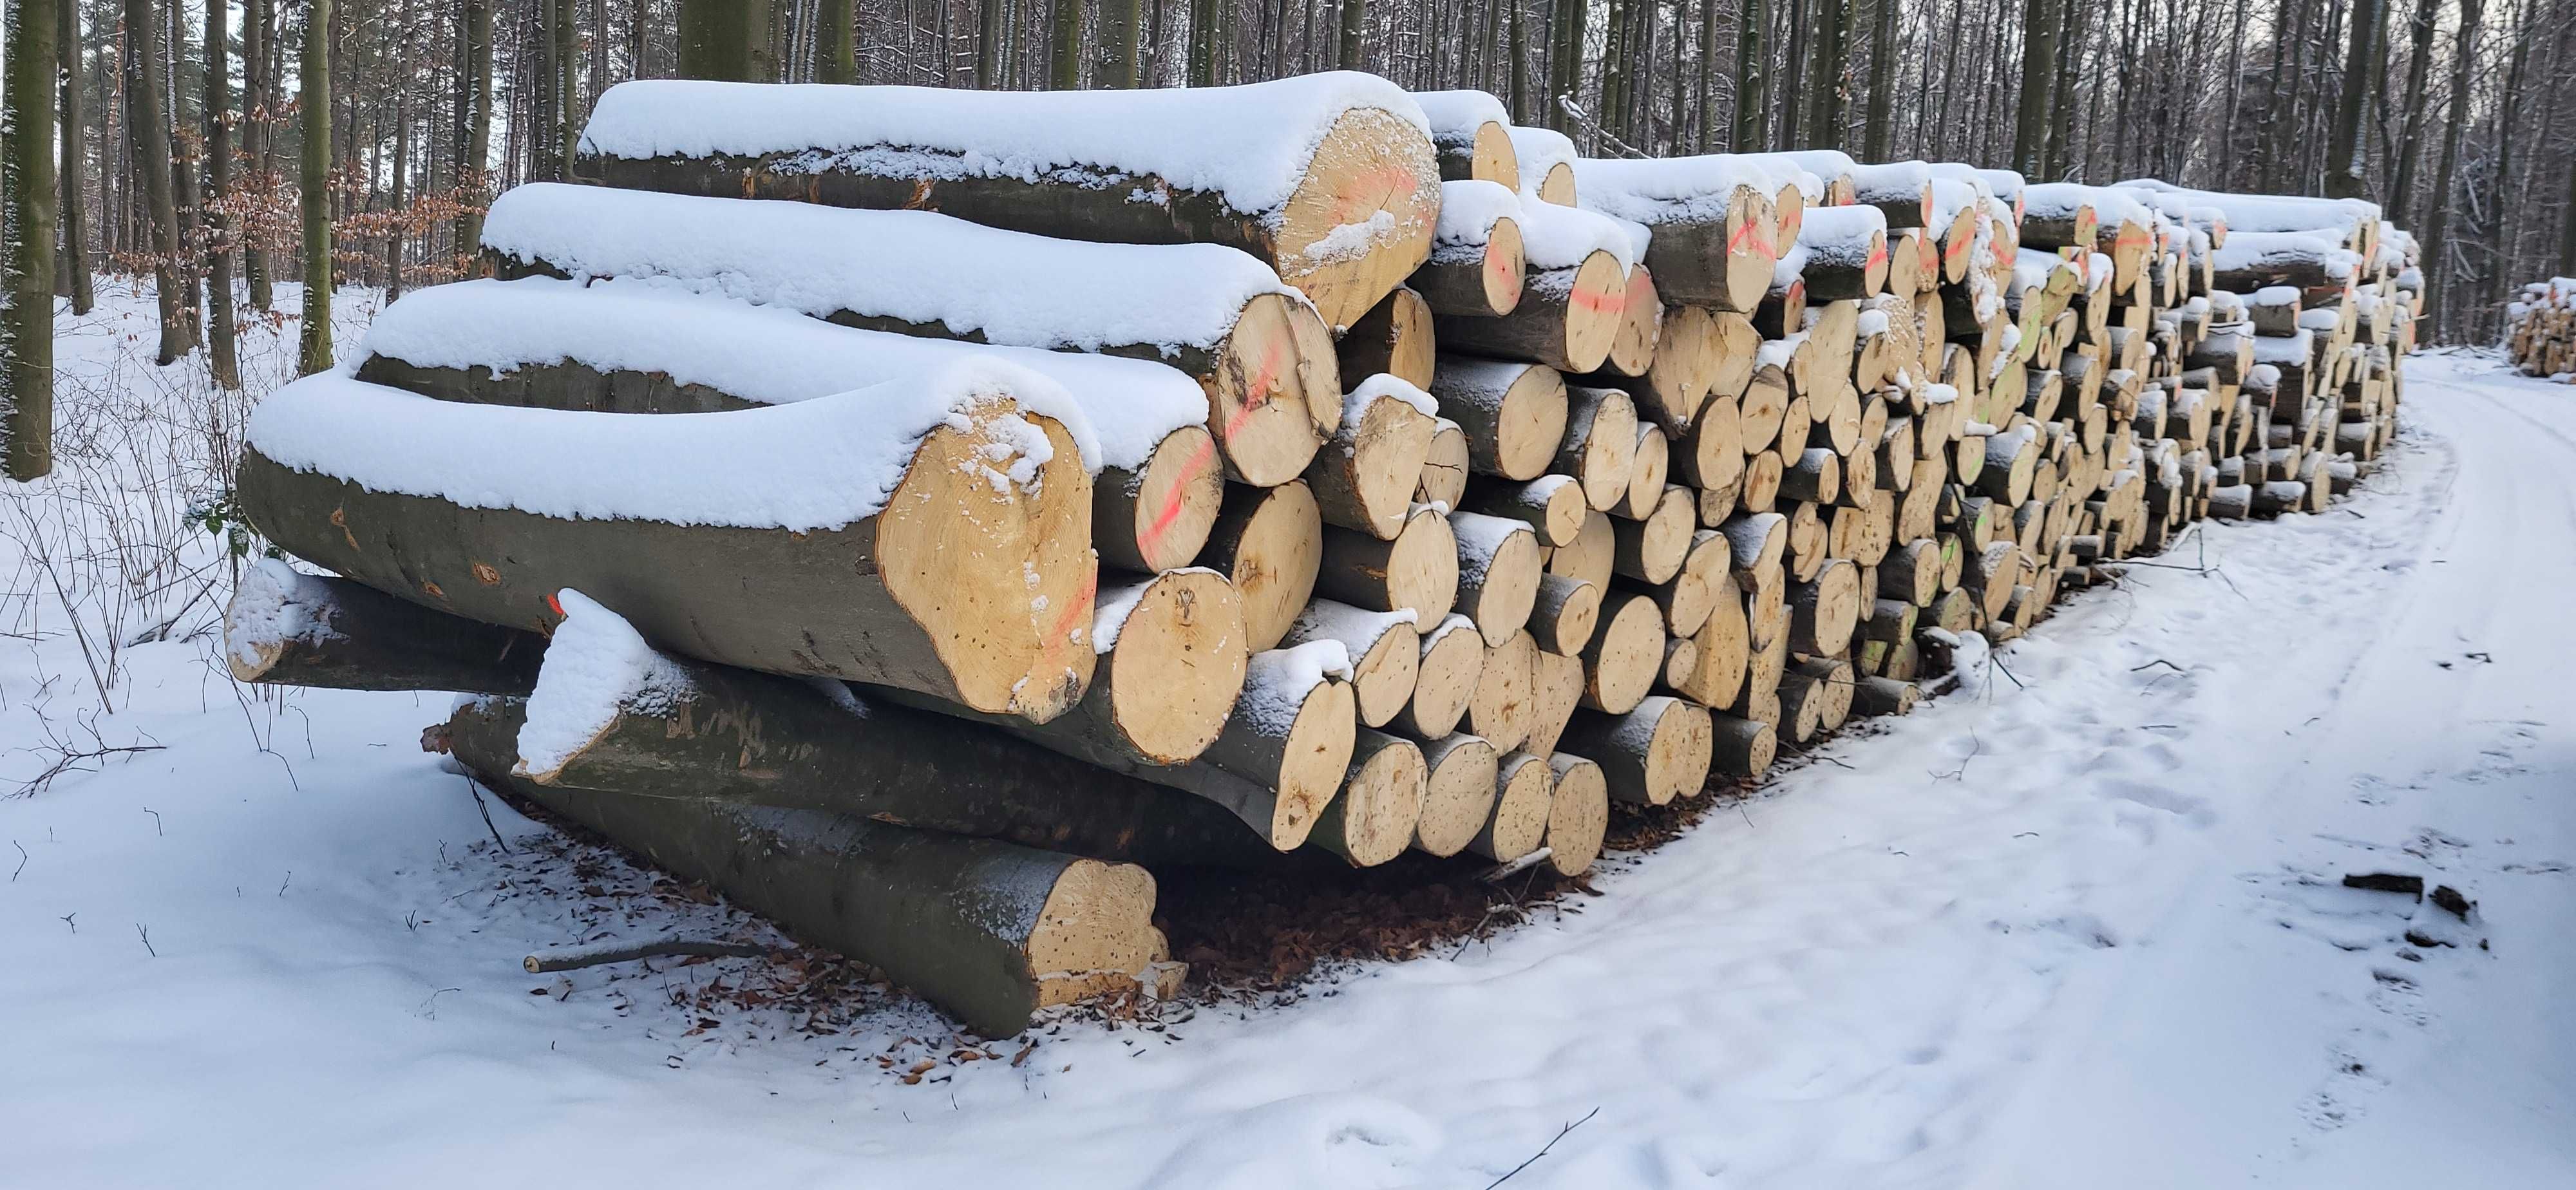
[
  {"left": 126, "top": 0, "right": 191, "bottom": 366},
  {"left": 2045, "top": 0, "right": 2084, "bottom": 178},
  {"left": 681, "top": 0, "right": 773, "bottom": 81},
  {"left": 57, "top": 0, "right": 93, "bottom": 316},
  {"left": 1099, "top": 0, "right": 1141, "bottom": 86},
  {"left": 202, "top": 0, "right": 239, "bottom": 388},
  {"left": 1050, "top": 0, "right": 1084, "bottom": 88},
  {"left": 243, "top": 0, "right": 272, "bottom": 310},
  {"left": 437, "top": 697, "right": 1181, "bottom": 1039},
  {"left": 295, "top": 0, "right": 332, "bottom": 375},
  {"left": 2418, "top": 0, "right": 2481, "bottom": 330},
  {"left": 1733, "top": 0, "right": 1766, "bottom": 149},
  {"left": 2325, "top": 0, "right": 2383, "bottom": 199},
  {"left": 5, "top": 0, "right": 59, "bottom": 480},
  {"left": 455, "top": 0, "right": 494, "bottom": 263},
  {"left": 2011, "top": 0, "right": 2060, "bottom": 178},
  {"left": 2386, "top": 0, "right": 2438, "bottom": 222},
  {"left": 1339, "top": 0, "right": 1366, "bottom": 69},
  {"left": 556, "top": 0, "right": 581, "bottom": 180},
  {"left": 1807, "top": 0, "right": 1846, "bottom": 150},
  {"left": 1549, "top": 0, "right": 1585, "bottom": 133},
  {"left": 1862, "top": 0, "right": 1897, "bottom": 159}
]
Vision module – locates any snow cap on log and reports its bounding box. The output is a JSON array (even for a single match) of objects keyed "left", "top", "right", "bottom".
[
  {"left": 1506, "top": 125, "right": 1578, "bottom": 200},
  {"left": 1515, "top": 196, "right": 1641, "bottom": 274},
  {"left": 362, "top": 277, "right": 1200, "bottom": 475},
  {"left": 482, "top": 183, "right": 1300, "bottom": 362},
  {"left": 1434, "top": 179, "right": 1521, "bottom": 250},
  {"left": 515, "top": 589, "right": 696, "bottom": 780}
]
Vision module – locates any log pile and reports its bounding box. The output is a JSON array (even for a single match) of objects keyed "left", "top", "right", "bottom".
[
  {"left": 2506, "top": 278, "right": 2576, "bottom": 380},
  {"left": 224, "top": 73, "right": 2425, "bottom": 1037}
]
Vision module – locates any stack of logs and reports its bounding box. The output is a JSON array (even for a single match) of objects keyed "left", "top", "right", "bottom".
[
  {"left": 2507, "top": 278, "right": 2576, "bottom": 379},
  {"left": 220, "top": 72, "right": 2422, "bottom": 1037}
]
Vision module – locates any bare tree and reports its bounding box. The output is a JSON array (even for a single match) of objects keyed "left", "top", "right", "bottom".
[{"left": 5, "top": 0, "right": 61, "bottom": 479}]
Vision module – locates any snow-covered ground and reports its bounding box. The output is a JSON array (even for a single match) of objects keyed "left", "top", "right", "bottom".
[{"left": 3, "top": 293, "right": 2570, "bottom": 1188}]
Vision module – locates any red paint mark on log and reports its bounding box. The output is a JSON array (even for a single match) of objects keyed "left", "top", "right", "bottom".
[{"left": 1141, "top": 436, "right": 1217, "bottom": 551}]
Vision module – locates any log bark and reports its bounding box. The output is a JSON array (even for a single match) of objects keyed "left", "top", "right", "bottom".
[
  {"left": 576, "top": 84, "right": 1437, "bottom": 332},
  {"left": 484, "top": 185, "right": 1339, "bottom": 488},
  {"left": 4, "top": 0, "right": 58, "bottom": 478},
  {"left": 223, "top": 562, "right": 544, "bottom": 695},
  {"left": 1708, "top": 711, "right": 1776, "bottom": 777},
  {"left": 238, "top": 388, "right": 1097, "bottom": 724},
  {"left": 437, "top": 697, "right": 1177, "bottom": 1039}
]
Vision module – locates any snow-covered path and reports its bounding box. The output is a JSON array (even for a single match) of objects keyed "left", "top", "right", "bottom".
[{"left": 2, "top": 348, "right": 2569, "bottom": 1189}]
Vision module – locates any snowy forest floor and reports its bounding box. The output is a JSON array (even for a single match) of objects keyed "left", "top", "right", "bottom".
[{"left": 3, "top": 290, "right": 2571, "bottom": 1189}]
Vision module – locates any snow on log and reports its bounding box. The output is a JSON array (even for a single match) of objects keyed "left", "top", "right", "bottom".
[
  {"left": 479, "top": 183, "right": 1336, "bottom": 487},
  {"left": 1414, "top": 180, "right": 1527, "bottom": 318},
  {"left": 240, "top": 366, "right": 1099, "bottom": 723},
  {"left": 1785, "top": 205, "right": 1889, "bottom": 301},
  {"left": 1282, "top": 599, "right": 1421, "bottom": 730},
  {"left": 357, "top": 277, "right": 1220, "bottom": 573},
  {"left": 438, "top": 697, "right": 1180, "bottom": 1038},
  {"left": 1448, "top": 509, "right": 1545, "bottom": 640},
  {"left": 223, "top": 561, "right": 544, "bottom": 695},
  {"left": 1412, "top": 90, "right": 1520, "bottom": 186},
  {"left": 1427, "top": 355, "right": 1570, "bottom": 480},
  {"left": 572, "top": 73, "right": 1440, "bottom": 330},
  {"left": 1560, "top": 695, "right": 1714, "bottom": 806},
  {"left": 1432, "top": 196, "right": 1635, "bottom": 372},
  {"left": 1567, "top": 154, "right": 1779, "bottom": 312},
  {"left": 1508, "top": 125, "right": 1578, "bottom": 203}
]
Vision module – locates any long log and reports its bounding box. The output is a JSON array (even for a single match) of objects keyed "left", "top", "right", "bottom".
[
  {"left": 1414, "top": 90, "right": 1522, "bottom": 186},
  {"left": 1432, "top": 250, "right": 1629, "bottom": 373},
  {"left": 1197, "top": 480, "right": 1323, "bottom": 652},
  {"left": 1282, "top": 599, "right": 1421, "bottom": 730},
  {"left": 1309, "top": 728, "right": 1426, "bottom": 867},
  {"left": 1566, "top": 155, "right": 1778, "bottom": 312},
  {"left": 437, "top": 697, "right": 1180, "bottom": 1038},
  {"left": 240, "top": 369, "right": 1099, "bottom": 724},
  {"left": 224, "top": 561, "right": 544, "bottom": 695},
  {"left": 1542, "top": 752, "right": 1609, "bottom": 876},
  {"left": 571, "top": 75, "right": 1441, "bottom": 330},
  {"left": 1401, "top": 614, "right": 1486, "bottom": 739},
  {"left": 357, "top": 277, "right": 1223, "bottom": 574},
  {"left": 480, "top": 184, "right": 1338, "bottom": 487},
  {"left": 1336, "top": 288, "right": 1438, "bottom": 390},
  {"left": 1471, "top": 750, "right": 1555, "bottom": 862},
  {"left": 1560, "top": 695, "right": 1714, "bottom": 806}
]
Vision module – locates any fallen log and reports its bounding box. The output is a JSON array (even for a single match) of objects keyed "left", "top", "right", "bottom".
[
  {"left": 1428, "top": 355, "right": 1570, "bottom": 480},
  {"left": 357, "top": 277, "right": 1222, "bottom": 574},
  {"left": 572, "top": 73, "right": 1440, "bottom": 330},
  {"left": 480, "top": 183, "right": 1338, "bottom": 487},
  {"left": 240, "top": 368, "right": 1099, "bottom": 724},
  {"left": 1543, "top": 752, "right": 1609, "bottom": 876},
  {"left": 1401, "top": 615, "right": 1487, "bottom": 739},
  {"left": 1448, "top": 510, "right": 1546, "bottom": 640},
  {"left": 1433, "top": 199, "right": 1636, "bottom": 372},
  {"left": 1310, "top": 728, "right": 1427, "bottom": 867},
  {"left": 224, "top": 561, "right": 544, "bottom": 695},
  {"left": 1471, "top": 750, "right": 1555, "bottom": 862},
  {"left": 438, "top": 697, "right": 1180, "bottom": 1037}
]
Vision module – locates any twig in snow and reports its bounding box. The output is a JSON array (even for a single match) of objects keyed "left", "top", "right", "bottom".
[
  {"left": 2130, "top": 659, "right": 2184, "bottom": 674},
  {"left": 59, "top": 912, "right": 75, "bottom": 933},
  {"left": 143, "top": 806, "right": 162, "bottom": 835},
  {"left": 10, "top": 840, "right": 23, "bottom": 881},
  {"left": 522, "top": 936, "right": 772, "bottom": 974},
  {"left": 135, "top": 923, "right": 155, "bottom": 957},
  {"left": 465, "top": 777, "right": 511, "bottom": 854},
  {"left": 1485, "top": 1106, "right": 1602, "bottom": 1189},
  {"left": 278, "top": 871, "right": 292, "bottom": 897}
]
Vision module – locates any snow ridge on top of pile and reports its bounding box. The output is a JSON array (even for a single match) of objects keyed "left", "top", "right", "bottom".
[
  {"left": 575, "top": 73, "right": 1427, "bottom": 218},
  {"left": 2116, "top": 179, "right": 2381, "bottom": 238},
  {"left": 2211, "top": 230, "right": 2360, "bottom": 281},
  {"left": 1505, "top": 126, "right": 1577, "bottom": 195},
  {"left": 248, "top": 363, "right": 1088, "bottom": 533},
  {"left": 359, "top": 278, "right": 1213, "bottom": 471},
  {"left": 1565, "top": 153, "right": 1783, "bottom": 225},
  {"left": 1434, "top": 180, "right": 1520, "bottom": 247},
  {"left": 1411, "top": 90, "right": 1510, "bottom": 144},
  {"left": 481, "top": 183, "right": 1298, "bottom": 359},
  {"left": 1517, "top": 197, "right": 1639, "bottom": 273}
]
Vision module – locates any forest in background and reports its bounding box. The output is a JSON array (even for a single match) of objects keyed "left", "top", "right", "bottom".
[{"left": 8, "top": 0, "right": 2574, "bottom": 401}]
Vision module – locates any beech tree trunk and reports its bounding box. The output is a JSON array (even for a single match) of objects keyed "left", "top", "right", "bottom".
[
  {"left": 2011, "top": 0, "right": 2060, "bottom": 178},
  {"left": 202, "top": 0, "right": 240, "bottom": 388},
  {"left": 242, "top": 0, "right": 272, "bottom": 310},
  {"left": 295, "top": 0, "right": 333, "bottom": 375},
  {"left": 126, "top": 0, "right": 191, "bottom": 366},
  {"left": 817, "top": 0, "right": 858, "bottom": 83},
  {"left": 56, "top": 0, "right": 93, "bottom": 316},
  {"left": 681, "top": 0, "right": 773, "bottom": 81},
  {"left": 5, "top": 0, "right": 59, "bottom": 480},
  {"left": 2325, "top": 0, "right": 2382, "bottom": 199},
  {"left": 1099, "top": 0, "right": 1141, "bottom": 86},
  {"left": 2417, "top": 0, "right": 2481, "bottom": 329}
]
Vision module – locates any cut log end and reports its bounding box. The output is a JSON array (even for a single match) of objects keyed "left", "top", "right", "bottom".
[
  {"left": 1201, "top": 480, "right": 1323, "bottom": 653},
  {"left": 1103, "top": 425, "right": 1225, "bottom": 574},
  {"left": 828, "top": 400, "right": 1098, "bottom": 722},
  {"left": 1543, "top": 753, "right": 1609, "bottom": 876},
  {"left": 1413, "top": 734, "right": 1501, "bottom": 858},
  {"left": 1100, "top": 569, "right": 1250, "bottom": 764},
  {"left": 1314, "top": 730, "right": 1428, "bottom": 867},
  {"left": 1274, "top": 106, "right": 1442, "bottom": 331},
  {"left": 1027, "top": 858, "right": 1177, "bottom": 1010},
  {"left": 1472, "top": 750, "right": 1555, "bottom": 862},
  {"left": 1211, "top": 292, "right": 1338, "bottom": 486}
]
